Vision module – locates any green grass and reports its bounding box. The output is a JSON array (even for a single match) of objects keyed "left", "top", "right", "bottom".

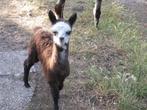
[{"left": 70, "top": 0, "right": 147, "bottom": 110}]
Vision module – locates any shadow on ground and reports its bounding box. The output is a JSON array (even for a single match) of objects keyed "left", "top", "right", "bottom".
[{"left": 0, "top": 17, "right": 31, "bottom": 51}]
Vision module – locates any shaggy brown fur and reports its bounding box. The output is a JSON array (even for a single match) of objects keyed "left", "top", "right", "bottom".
[
  {"left": 25, "top": 27, "right": 70, "bottom": 88},
  {"left": 23, "top": 25, "right": 71, "bottom": 110}
]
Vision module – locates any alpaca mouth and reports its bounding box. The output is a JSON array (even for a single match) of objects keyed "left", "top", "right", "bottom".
[
  {"left": 58, "top": 47, "right": 64, "bottom": 51},
  {"left": 54, "top": 40, "right": 68, "bottom": 51},
  {"left": 65, "top": 43, "right": 68, "bottom": 46},
  {"left": 55, "top": 43, "right": 64, "bottom": 51}
]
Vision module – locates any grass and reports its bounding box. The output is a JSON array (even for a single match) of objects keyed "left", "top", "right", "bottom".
[{"left": 76, "top": 0, "right": 147, "bottom": 110}]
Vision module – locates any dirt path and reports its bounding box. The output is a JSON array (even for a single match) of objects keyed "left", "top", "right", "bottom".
[
  {"left": 119, "top": 0, "right": 147, "bottom": 38},
  {"left": 0, "top": 0, "right": 49, "bottom": 51}
]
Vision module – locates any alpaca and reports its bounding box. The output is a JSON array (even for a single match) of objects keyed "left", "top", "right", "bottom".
[{"left": 23, "top": 9, "right": 77, "bottom": 110}]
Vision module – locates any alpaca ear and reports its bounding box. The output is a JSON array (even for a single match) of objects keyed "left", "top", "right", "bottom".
[
  {"left": 68, "top": 13, "right": 77, "bottom": 26},
  {"left": 48, "top": 10, "right": 57, "bottom": 24}
]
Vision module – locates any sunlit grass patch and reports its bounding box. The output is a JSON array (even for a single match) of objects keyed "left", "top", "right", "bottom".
[{"left": 72, "top": 0, "right": 147, "bottom": 110}]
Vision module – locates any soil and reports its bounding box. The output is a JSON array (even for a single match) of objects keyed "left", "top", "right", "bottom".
[{"left": 119, "top": 0, "right": 147, "bottom": 39}]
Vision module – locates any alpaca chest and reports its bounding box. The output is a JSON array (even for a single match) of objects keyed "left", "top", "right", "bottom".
[{"left": 59, "top": 50, "right": 68, "bottom": 63}]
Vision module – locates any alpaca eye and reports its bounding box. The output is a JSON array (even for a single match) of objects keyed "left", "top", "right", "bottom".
[
  {"left": 66, "top": 31, "right": 71, "bottom": 35},
  {"left": 53, "top": 31, "right": 58, "bottom": 35}
]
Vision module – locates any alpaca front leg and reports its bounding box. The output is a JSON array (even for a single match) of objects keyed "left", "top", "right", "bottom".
[
  {"left": 59, "top": 82, "right": 63, "bottom": 90},
  {"left": 59, "top": 78, "right": 65, "bottom": 90},
  {"left": 49, "top": 82, "right": 60, "bottom": 110},
  {"left": 23, "top": 59, "right": 32, "bottom": 88},
  {"left": 23, "top": 47, "right": 39, "bottom": 88}
]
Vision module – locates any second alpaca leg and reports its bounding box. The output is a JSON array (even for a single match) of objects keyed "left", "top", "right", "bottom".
[
  {"left": 59, "top": 78, "right": 65, "bottom": 90},
  {"left": 93, "top": 0, "right": 102, "bottom": 27},
  {"left": 49, "top": 82, "right": 60, "bottom": 110}
]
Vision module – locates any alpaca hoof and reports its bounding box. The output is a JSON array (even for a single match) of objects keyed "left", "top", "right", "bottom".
[
  {"left": 24, "top": 83, "right": 31, "bottom": 88},
  {"left": 95, "top": 21, "right": 99, "bottom": 28}
]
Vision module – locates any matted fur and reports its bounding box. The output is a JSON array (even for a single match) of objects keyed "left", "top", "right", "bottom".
[{"left": 30, "top": 27, "right": 70, "bottom": 82}]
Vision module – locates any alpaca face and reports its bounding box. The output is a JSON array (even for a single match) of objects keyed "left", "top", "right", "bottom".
[
  {"left": 48, "top": 10, "right": 77, "bottom": 50},
  {"left": 51, "top": 21, "right": 71, "bottom": 49}
]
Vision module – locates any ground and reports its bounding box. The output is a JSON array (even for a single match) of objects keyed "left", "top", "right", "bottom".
[
  {"left": 120, "top": 0, "right": 147, "bottom": 39},
  {"left": 0, "top": 0, "right": 146, "bottom": 110}
]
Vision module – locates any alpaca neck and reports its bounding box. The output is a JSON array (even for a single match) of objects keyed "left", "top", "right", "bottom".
[
  {"left": 51, "top": 43, "right": 60, "bottom": 64},
  {"left": 51, "top": 43, "right": 68, "bottom": 66}
]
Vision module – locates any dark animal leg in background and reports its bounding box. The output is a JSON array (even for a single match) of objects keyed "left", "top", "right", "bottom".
[
  {"left": 55, "top": 0, "right": 65, "bottom": 18},
  {"left": 49, "top": 82, "right": 60, "bottom": 110},
  {"left": 95, "top": 9, "right": 101, "bottom": 27},
  {"left": 23, "top": 48, "right": 38, "bottom": 88},
  {"left": 93, "top": 0, "right": 102, "bottom": 27}
]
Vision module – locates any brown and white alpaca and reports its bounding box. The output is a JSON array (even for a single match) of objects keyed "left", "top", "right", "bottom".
[{"left": 23, "top": 7, "right": 77, "bottom": 110}]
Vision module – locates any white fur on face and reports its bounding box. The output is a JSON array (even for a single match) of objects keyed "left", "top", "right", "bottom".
[{"left": 51, "top": 21, "right": 71, "bottom": 49}]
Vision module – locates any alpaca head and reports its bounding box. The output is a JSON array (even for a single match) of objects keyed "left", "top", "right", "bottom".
[{"left": 48, "top": 10, "right": 77, "bottom": 50}]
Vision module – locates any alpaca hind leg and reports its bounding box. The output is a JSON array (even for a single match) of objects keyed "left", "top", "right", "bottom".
[{"left": 23, "top": 48, "right": 38, "bottom": 88}]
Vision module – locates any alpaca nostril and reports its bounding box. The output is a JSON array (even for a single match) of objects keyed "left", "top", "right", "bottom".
[{"left": 60, "top": 37, "right": 64, "bottom": 41}]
